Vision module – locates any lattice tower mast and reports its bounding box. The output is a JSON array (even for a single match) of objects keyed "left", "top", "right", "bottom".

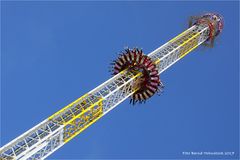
[{"left": 0, "top": 13, "right": 223, "bottom": 160}]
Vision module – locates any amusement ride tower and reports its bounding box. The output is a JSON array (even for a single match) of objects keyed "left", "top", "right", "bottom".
[{"left": 0, "top": 13, "right": 224, "bottom": 160}]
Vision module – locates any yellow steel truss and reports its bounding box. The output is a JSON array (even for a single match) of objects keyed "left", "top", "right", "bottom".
[
  {"left": 63, "top": 99, "right": 103, "bottom": 143},
  {"left": 154, "top": 27, "right": 201, "bottom": 65},
  {"left": 179, "top": 32, "right": 201, "bottom": 59},
  {"left": 48, "top": 93, "right": 89, "bottom": 122},
  {"left": 48, "top": 92, "right": 104, "bottom": 143}
]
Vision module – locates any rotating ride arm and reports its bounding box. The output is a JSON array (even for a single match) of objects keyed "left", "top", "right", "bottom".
[{"left": 0, "top": 13, "right": 223, "bottom": 160}]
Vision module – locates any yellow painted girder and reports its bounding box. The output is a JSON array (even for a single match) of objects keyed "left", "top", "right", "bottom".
[
  {"left": 63, "top": 99, "right": 103, "bottom": 143},
  {"left": 48, "top": 93, "right": 89, "bottom": 120},
  {"left": 169, "top": 27, "right": 192, "bottom": 43},
  {"left": 179, "top": 32, "right": 201, "bottom": 58}
]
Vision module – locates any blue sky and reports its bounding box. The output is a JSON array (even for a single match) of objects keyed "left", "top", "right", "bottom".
[{"left": 1, "top": 1, "right": 239, "bottom": 159}]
